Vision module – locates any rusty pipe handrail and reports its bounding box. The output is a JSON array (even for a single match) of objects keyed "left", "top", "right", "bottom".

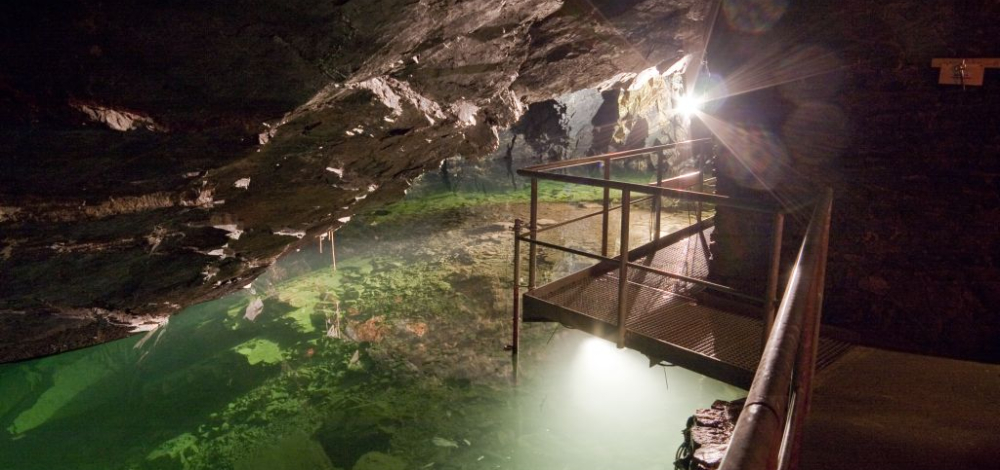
[
  {"left": 626, "top": 261, "right": 764, "bottom": 303},
  {"left": 534, "top": 194, "right": 655, "bottom": 234},
  {"left": 648, "top": 171, "right": 702, "bottom": 189},
  {"left": 521, "top": 138, "right": 712, "bottom": 172},
  {"left": 516, "top": 169, "right": 780, "bottom": 213},
  {"left": 518, "top": 143, "right": 811, "bottom": 215},
  {"left": 720, "top": 188, "right": 833, "bottom": 470},
  {"left": 534, "top": 171, "right": 699, "bottom": 235}
]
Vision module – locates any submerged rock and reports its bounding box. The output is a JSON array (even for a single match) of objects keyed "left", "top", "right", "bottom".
[
  {"left": 352, "top": 452, "right": 406, "bottom": 470},
  {"left": 244, "top": 297, "right": 265, "bottom": 322},
  {"left": 234, "top": 432, "right": 338, "bottom": 470}
]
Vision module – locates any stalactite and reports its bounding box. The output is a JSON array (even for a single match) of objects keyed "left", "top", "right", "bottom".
[{"left": 329, "top": 229, "right": 337, "bottom": 271}]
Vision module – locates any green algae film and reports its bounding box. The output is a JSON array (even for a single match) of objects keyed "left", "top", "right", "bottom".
[{"left": 0, "top": 160, "right": 741, "bottom": 469}]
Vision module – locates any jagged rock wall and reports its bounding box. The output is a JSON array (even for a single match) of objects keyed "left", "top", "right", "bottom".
[
  {"left": 497, "top": 61, "right": 697, "bottom": 166},
  {"left": 0, "top": 0, "right": 712, "bottom": 361}
]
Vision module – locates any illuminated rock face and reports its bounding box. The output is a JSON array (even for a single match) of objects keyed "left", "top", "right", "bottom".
[{"left": 0, "top": 0, "right": 711, "bottom": 361}]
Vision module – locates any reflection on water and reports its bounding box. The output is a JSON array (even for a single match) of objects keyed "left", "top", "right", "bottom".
[{"left": 0, "top": 160, "right": 743, "bottom": 470}]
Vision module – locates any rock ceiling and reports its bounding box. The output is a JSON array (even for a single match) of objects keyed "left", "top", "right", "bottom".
[{"left": 0, "top": 0, "right": 711, "bottom": 361}]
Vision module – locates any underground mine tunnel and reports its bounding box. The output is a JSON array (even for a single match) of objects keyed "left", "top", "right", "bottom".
[{"left": 1, "top": 1, "right": 998, "bottom": 469}]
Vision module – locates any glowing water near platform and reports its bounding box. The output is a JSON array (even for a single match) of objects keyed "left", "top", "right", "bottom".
[{"left": 0, "top": 161, "right": 744, "bottom": 470}]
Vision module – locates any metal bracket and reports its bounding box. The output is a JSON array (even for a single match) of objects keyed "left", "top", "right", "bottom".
[{"left": 931, "top": 58, "right": 1000, "bottom": 87}]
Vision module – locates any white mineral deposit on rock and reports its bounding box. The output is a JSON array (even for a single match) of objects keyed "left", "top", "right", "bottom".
[
  {"left": 273, "top": 228, "right": 307, "bottom": 238},
  {"left": 244, "top": 297, "right": 264, "bottom": 322},
  {"left": 213, "top": 224, "right": 243, "bottom": 240}
]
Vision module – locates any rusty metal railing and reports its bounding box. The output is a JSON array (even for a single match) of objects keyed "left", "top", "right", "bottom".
[
  {"left": 719, "top": 189, "right": 833, "bottom": 470},
  {"left": 508, "top": 139, "right": 793, "bottom": 355},
  {"left": 507, "top": 141, "right": 834, "bottom": 468}
]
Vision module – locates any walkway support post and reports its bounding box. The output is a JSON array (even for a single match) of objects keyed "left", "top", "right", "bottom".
[
  {"left": 511, "top": 219, "right": 522, "bottom": 356},
  {"left": 763, "top": 212, "right": 784, "bottom": 345},
  {"left": 617, "top": 189, "right": 631, "bottom": 348},
  {"left": 529, "top": 178, "right": 538, "bottom": 290},
  {"left": 601, "top": 157, "right": 611, "bottom": 257},
  {"left": 654, "top": 152, "right": 664, "bottom": 239},
  {"left": 696, "top": 169, "right": 704, "bottom": 224}
]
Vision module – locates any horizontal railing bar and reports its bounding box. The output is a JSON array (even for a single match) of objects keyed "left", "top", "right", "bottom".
[
  {"left": 520, "top": 221, "right": 755, "bottom": 304},
  {"left": 523, "top": 218, "right": 713, "bottom": 266},
  {"left": 534, "top": 210, "right": 606, "bottom": 234},
  {"left": 625, "top": 262, "right": 763, "bottom": 303},
  {"left": 521, "top": 138, "right": 712, "bottom": 172},
  {"left": 648, "top": 171, "right": 701, "bottom": 189},
  {"left": 619, "top": 279, "right": 699, "bottom": 302},
  {"left": 517, "top": 169, "right": 778, "bottom": 212},
  {"left": 515, "top": 236, "right": 616, "bottom": 264},
  {"left": 536, "top": 171, "right": 704, "bottom": 235},
  {"left": 778, "top": 196, "right": 820, "bottom": 215},
  {"left": 534, "top": 195, "right": 655, "bottom": 234}
]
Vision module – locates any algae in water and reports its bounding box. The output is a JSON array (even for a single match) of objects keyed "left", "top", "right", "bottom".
[
  {"left": 233, "top": 339, "right": 284, "bottom": 365},
  {"left": 7, "top": 340, "right": 132, "bottom": 435}
]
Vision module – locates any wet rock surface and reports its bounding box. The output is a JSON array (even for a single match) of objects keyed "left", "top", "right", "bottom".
[
  {"left": 0, "top": 0, "right": 711, "bottom": 361},
  {"left": 674, "top": 398, "right": 744, "bottom": 470}
]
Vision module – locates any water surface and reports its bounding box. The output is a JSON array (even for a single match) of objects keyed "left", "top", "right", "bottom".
[{"left": 0, "top": 160, "right": 743, "bottom": 470}]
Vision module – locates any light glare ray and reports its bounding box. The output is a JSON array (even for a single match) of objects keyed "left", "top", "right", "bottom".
[
  {"left": 702, "top": 48, "right": 846, "bottom": 104},
  {"left": 695, "top": 110, "right": 811, "bottom": 219},
  {"left": 690, "top": 0, "right": 725, "bottom": 92}
]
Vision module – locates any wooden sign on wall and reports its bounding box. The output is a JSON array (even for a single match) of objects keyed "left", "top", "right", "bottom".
[{"left": 931, "top": 58, "right": 1000, "bottom": 86}]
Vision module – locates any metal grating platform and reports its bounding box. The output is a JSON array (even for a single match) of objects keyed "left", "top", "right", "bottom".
[{"left": 523, "top": 220, "right": 851, "bottom": 388}]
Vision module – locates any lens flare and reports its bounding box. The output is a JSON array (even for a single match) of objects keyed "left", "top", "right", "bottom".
[{"left": 697, "top": 114, "right": 791, "bottom": 193}]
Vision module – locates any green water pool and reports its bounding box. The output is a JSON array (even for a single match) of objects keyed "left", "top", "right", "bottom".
[{"left": 0, "top": 161, "right": 742, "bottom": 470}]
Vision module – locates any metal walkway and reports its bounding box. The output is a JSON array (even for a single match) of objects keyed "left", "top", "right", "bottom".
[
  {"left": 522, "top": 220, "right": 850, "bottom": 388},
  {"left": 510, "top": 139, "right": 846, "bottom": 468}
]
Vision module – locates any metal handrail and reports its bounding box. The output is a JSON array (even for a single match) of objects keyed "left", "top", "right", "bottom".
[
  {"left": 511, "top": 140, "right": 783, "bottom": 355},
  {"left": 517, "top": 140, "right": 785, "bottom": 214},
  {"left": 521, "top": 138, "right": 712, "bottom": 171},
  {"left": 720, "top": 189, "right": 833, "bottom": 470},
  {"left": 510, "top": 141, "right": 833, "bottom": 468},
  {"left": 534, "top": 195, "right": 655, "bottom": 234},
  {"left": 517, "top": 168, "right": 778, "bottom": 213}
]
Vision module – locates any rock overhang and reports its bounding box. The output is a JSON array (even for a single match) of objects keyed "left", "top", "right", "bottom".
[{"left": 0, "top": 0, "right": 712, "bottom": 361}]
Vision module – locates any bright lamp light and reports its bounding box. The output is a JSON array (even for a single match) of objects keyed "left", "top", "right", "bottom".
[{"left": 676, "top": 94, "right": 703, "bottom": 116}]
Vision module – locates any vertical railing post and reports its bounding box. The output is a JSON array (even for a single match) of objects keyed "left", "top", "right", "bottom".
[
  {"left": 617, "top": 190, "right": 631, "bottom": 348},
  {"left": 601, "top": 157, "right": 611, "bottom": 257},
  {"left": 511, "top": 219, "right": 522, "bottom": 357},
  {"left": 528, "top": 178, "right": 538, "bottom": 290},
  {"left": 763, "top": 211, "right": 785, "bottom": 348},
  {"left": 654, "top": 152, "right": 664, "bottom": 239},
  {"left": 696, "top": 169, "right": 704, "bottom": 224}
]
